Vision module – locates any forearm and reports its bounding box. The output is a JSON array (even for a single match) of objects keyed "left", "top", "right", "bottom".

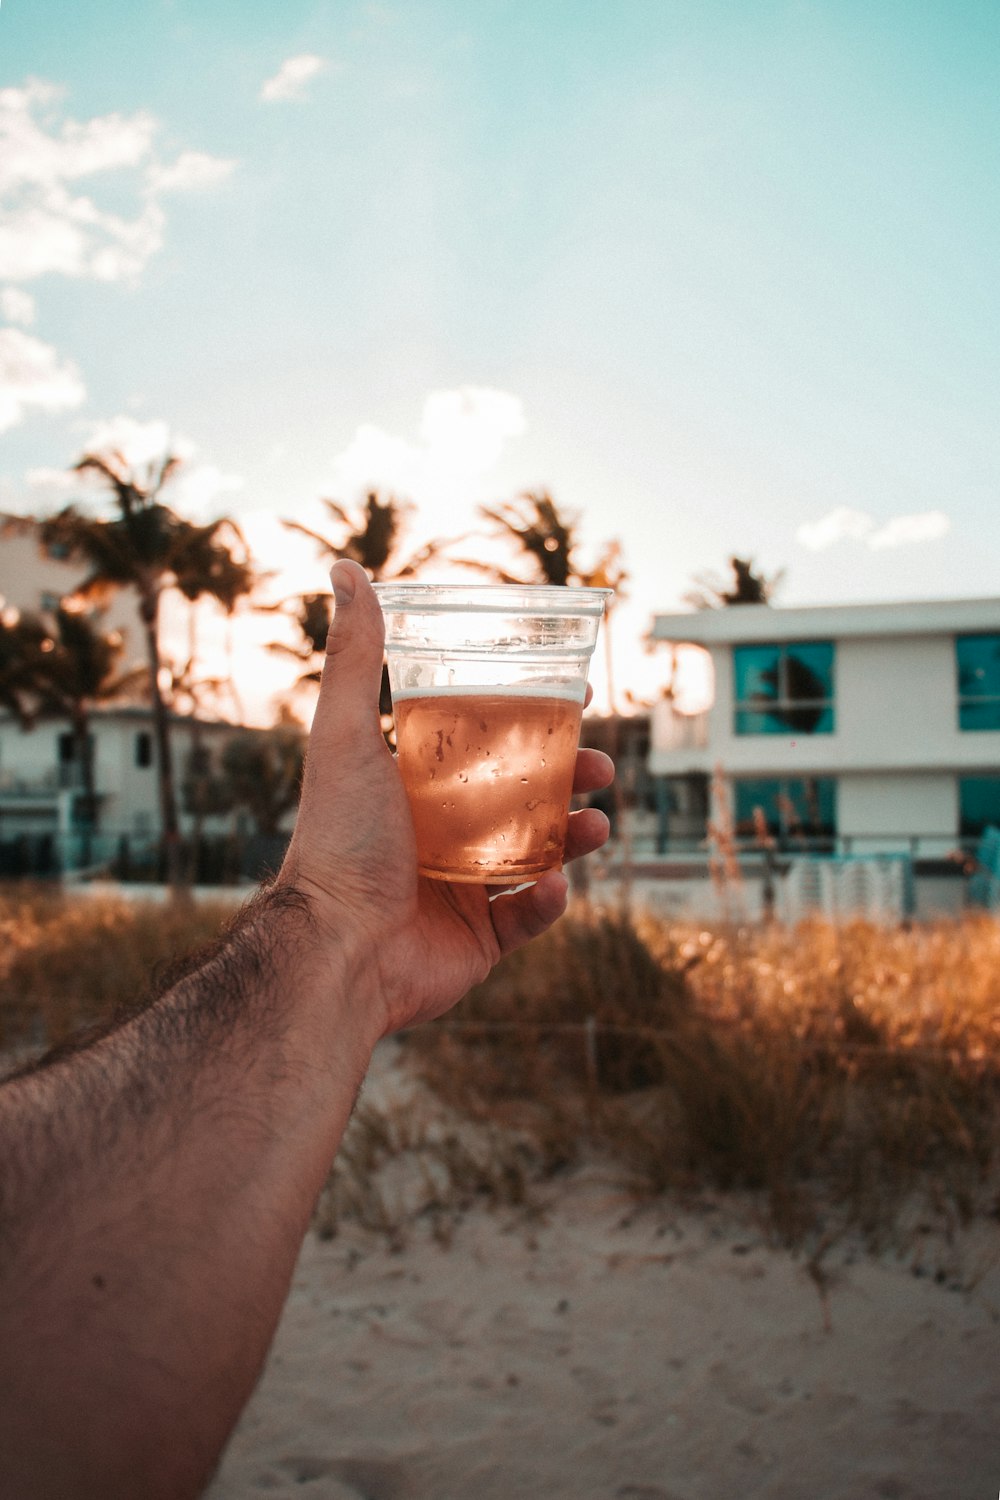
[{"left": 0, "top": 885, "right": 380, "bottom": 1499}]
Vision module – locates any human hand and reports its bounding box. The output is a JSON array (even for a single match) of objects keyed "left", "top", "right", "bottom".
[{"left": 279, "top": 560, "right": 614, "bottom": 1037}]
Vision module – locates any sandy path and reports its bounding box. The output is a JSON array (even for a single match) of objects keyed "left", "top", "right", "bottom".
[{"left": 208, "top": 1172, "right": 1000, "bottom": 1500}]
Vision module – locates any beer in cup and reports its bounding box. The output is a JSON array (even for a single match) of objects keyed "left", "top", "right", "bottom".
[{"left": 373, "top": 583, "right": 611, "bottom": 884}]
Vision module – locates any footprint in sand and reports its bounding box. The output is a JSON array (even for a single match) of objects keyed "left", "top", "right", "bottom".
[
  {"left": 277, "top": 1455, "right": 410, "bottom": 1499},
  {"left": 616, "top": 1486, "right": 686, "bottom": 1500}
]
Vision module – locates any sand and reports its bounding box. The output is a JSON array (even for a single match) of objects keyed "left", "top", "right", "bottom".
[{"left": 207, "top": 1052, "right": 1000, "bottom": 1500}]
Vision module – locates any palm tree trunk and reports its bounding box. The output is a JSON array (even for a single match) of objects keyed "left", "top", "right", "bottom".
[{"left": 142, "top": 594, "right": 183, "bottom": 888}]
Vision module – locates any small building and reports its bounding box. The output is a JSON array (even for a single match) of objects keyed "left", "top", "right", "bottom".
[
  {"left": 645, "top": 597, "right": 1000, "bottom": 919},
  {"left": 0, "top": 511, "right": 298, "bottom": 882},
  {"left": 0, "top": 706, "right": 264, "bottom": 879}
]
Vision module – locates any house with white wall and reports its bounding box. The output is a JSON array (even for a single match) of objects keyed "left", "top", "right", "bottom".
[
  {"left": 1, "top": 512, "right": 296, "bottom": 880},
  {"left": 0, "top": 705, "right": 247, "bottom": 858},
  {"left": 1, "top": 512, "right": 144, "bottom": 655},
  {"left": 646, "top": 597, "right": 1000, "bottom": 917}
]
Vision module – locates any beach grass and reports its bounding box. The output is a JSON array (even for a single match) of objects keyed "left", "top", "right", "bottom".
[
  {"left": 404, "top": 904, "right": 1000, "bottom": 1252},
  {"left": 2, "top": 883, "right": 998, "bottom": 1254},
  {"left": 0, "top": 883, "right": 238, "bottom": 1057}
]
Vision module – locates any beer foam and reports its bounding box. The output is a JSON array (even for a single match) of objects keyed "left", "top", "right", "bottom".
[{"left": 391, "top": 679, "right": 587, "bottom": 703}]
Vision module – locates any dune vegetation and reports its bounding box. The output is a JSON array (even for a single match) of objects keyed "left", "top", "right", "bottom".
[{"left": 2, "top": 885, "right": 998, "bottom": 1257}]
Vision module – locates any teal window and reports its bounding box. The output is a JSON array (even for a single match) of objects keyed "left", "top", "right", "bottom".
[
  {"left": 956, "top": 635, "right": 1000, "bottom": 731},
  {"left": 959, "top": 777, "right": 1000, "bottom": 839},
  {"left": 733, "top": 642, "right": 835, "bottom": 735},
  {"left": 733, "top": 776, "right": 837, "bottom": 846}
]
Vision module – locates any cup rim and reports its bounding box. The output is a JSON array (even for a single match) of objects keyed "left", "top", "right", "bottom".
[{"left": 372, "top": 582, "right": 613, "bottom": 614}]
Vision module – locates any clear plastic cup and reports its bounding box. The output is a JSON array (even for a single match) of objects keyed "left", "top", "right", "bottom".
[{"left": 373, "top": 583, "right": 611, "bottom": 884}]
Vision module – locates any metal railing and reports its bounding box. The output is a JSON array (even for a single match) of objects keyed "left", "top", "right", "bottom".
[{"left": 0, "top": 828, "right": 291, "bottom": 885}]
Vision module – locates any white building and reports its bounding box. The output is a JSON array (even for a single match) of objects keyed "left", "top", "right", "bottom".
[
  {"left": 0, "top": 512, "right": 293, "bottom": 880},
  {"left": 0, "top": 512, "right": 143, "bottom": 653},
  {"left": 646, "top": 597, "right": 1000, "bottom": 918},
  {"left": 0, "top": 706, "right": 251, "bottom": 875}
]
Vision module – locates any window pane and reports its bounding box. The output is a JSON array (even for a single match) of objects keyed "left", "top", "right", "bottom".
[
  {"left": 732, "top": 776, "right": 837, "bottom": 841},
  {"left": 734, "top": 708, "right": 795, "bottom": 735},
  {"left": 734, "top": 640, "right": 835, "bottom": 736},
  {"left": 785, "top": 777, "right": 837, "bottom": 838},
  {"left": 959, "top": 777, "right": 1000, "bottom": 838},
  {"left": 733, "top": 645, "right": 780, "bottom": 704},
  {"left": 785, "top": 642, "right": 834, "bottom": 698},
  {"left": 733, "top": 778, "right": 782, "bottom": 836},
  {"left": 959, "top": 701, "right": 1000, "bottom": 732},
  {"left": 957, "top": 635, "right": 1000, "bottom": 700}
]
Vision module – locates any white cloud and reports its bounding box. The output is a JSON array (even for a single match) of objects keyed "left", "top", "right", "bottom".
[
  {"left": 260, "top": 54, "right": 328, "bottom": 103},
  {"left": 146, "top": 151, "right": 236, "bottom": 195},
  {"left": 868, "top": 510, "right": 951, "bottom": 549},
  {"left": 0, "top": 327, "right": 85, "bottom": 432},
  {"left": 0, "top": 286, "right": 35, "bottom": 325},
  {"left": 171, "top": 462, "right": 245, "bottom": 517},
  {"left": 29, "top": 414, "right": 244, "bottom": 519},
  {"left": 0, "top": 79, "right": 234, "bottom": 284},
  {"left": 797, "top": 506, "right": 874, "bottom": 551},
  {"left": 80, "top": 415, "right": 190, "bottom": 468},
  {"left": 797, "top": 505, "right": 951, "bottom": 553},
  {"left": 328, "top": 387, "right": 527, "bottom": 516},
  {"left": 25, "top": 464, "right": 81, "bottom": 496},
  {"left": 418, "top": 387, "right": 526, "bottom": 472}
]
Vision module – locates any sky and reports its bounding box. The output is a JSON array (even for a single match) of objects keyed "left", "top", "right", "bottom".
[{"left": 2, "top": 0, "right": 999, "bottom": 720}]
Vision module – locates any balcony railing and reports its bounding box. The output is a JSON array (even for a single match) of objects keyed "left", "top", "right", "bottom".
[{"left": 0, "top": 766, "right": 86, "bottom": 800}]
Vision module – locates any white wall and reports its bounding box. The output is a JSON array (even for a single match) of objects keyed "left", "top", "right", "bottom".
[
  {"left": 836, "top": 772, "right": 957, "bottom": 847},
  {"left": 0, "top": 521, "right": 145, "bottom": 665},
  {"left": 0, "top": 714, "right": 249, "bottom": 836},
  {"left": 653, "top": 632, "right": 1000, "bottom": 776}
]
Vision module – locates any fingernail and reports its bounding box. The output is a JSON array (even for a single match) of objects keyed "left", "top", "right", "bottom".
[{"left": 331, "top": 563, "right": 355, "bottom": 605}]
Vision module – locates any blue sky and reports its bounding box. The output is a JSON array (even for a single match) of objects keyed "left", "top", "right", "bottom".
[{"left": 2, "top": 1, "right": 999, "bottom": 715}]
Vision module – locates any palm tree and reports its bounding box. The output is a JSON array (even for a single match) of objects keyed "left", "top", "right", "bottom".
[
  {"left": 283, "top": 492, "right": 450, "bottom": 581},
  {"left": 469, "top": 491, "right": 629, "bottom": 890},
  {"left": 219, "top": 724, "right": 305, "bottom": 838},
  {"left": 474, "top": 491, "right": 577, "bottom": 587},
  {"left": 39, "top": 447, "right": 257, "bottom": 886},
  {"left": 25, "top": 604, "right": 145, "bottom": 835},
  {"left": 470, "top": 490, "right": 627, "bottom": 704},
  {"left": 271, "top": 492, "right": 455, "bottom": 736},
  {"left": 684, "top": 555, "right": 784, "bottom": 610}
]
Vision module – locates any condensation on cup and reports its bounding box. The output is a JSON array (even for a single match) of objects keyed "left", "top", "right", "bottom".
[{"left": 373, "top": 583, "right": 611, "bottom": 884}]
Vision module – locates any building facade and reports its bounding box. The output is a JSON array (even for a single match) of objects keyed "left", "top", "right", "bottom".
[
  {"left": 0, "top": 513, "right": 294, "bottom": 881},
  {"left": 0, "top": 703, "right": 290, "bottom": 881},
  {"left": 647, "top": 597, "right": 1000, "bottom": 915}
]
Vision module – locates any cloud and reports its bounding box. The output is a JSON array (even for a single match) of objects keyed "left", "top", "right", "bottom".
[
  {"left": 0, "top": 327, "right": 85, "bottom": 432},
  {"left": 0, "top": 79, "right": 234, "bottom": 284},
  {"left": 1, "top": 286, "right": 36, "bottom": 325},
  {"left": 797, "top": 505, "right": 951, "bottom": 552},
  {"left": 259, "top": 55, "right": 328, "bottom": 103},
  {"left": 146, "top": 151, "right": 236, "bottom": 195},
  {"left": 867, "top": 511, "right": 951, "bottom": 549},
  {"left": 796, "top": 506, "right": 874, "bottom": 551},
  {"left": 80, "top": 414, "right": 190, "bottom": 467},
  {"left": 27, "top": 414, "right": 244, "bottom": 519},
  {"left": 329, "top": 387, "right": 527, "bottom": 509},
  {"left": 170, "top": 462, "right": 245, "bottom": 517}
]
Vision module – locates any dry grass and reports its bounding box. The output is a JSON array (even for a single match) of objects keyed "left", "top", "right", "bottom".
[
  {"left": 406, "top": 905, "right": 1000, "bottom": 1251},
  {"left": 2, "top": 884, "right": 998, "bottom": 1254},
  {"left": 0, "top": 883, "right": 237, "bottom": 1059}
]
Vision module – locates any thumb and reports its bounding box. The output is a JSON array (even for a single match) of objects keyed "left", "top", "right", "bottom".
[{"left": 309, "top": 560, "right": 387, "bottom": 749}]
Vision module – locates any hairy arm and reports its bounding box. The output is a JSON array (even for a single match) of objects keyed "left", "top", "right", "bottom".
[
  {"left": 0, "top": 886, "right": 381, "bottom": 1498},
  {"left": 0, "top": 561, "right": 613, "bottom": 1498}
]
